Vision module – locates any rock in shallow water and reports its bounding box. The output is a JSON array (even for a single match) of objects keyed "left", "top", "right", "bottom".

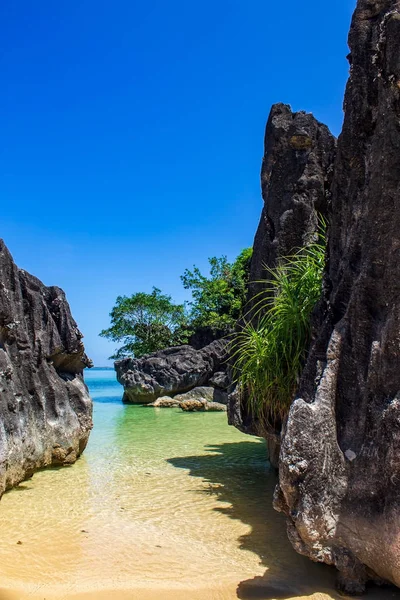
[
  {"left": 115, "top": 341, "right": 227, "bottom": 404},
  {"left": 275, "top": 0, "right": 400, "bottom": 592},
  {"left": 179, "top": 398, "right": 227, "bottom": 412},
  {"left": 147, "top": 396, "right": 181, "bottom": 408},
  {"left": 0, "top": 239, "right": 93, "bottom": 497}
]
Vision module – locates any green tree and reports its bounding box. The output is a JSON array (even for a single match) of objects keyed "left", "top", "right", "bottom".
[
  {"left": 100, "top": 287, "right": 189, "bottom": 359},
  {"left": 181, "top": 248, "right": 253, "bottom": 330}
]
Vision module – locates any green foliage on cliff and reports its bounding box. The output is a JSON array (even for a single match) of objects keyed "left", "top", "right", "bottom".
[
  {"left": 231, "top": 238, "right": 325, "bottom": 428},
  {"left": 100, "top": 288, "right": 189, "bottom": 359},
  {"left": 102, "top": 248, "right": 253, "bottom": 359},
  {"left": 181, "top": 247, "right": 253, "bottom": 330}
]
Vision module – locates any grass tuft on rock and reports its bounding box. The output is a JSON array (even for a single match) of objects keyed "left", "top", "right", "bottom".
[{"left": 231, "top": 234, "right": 325, "bottom": 429}]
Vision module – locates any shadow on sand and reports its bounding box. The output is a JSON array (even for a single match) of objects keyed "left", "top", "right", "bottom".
[{"left": 168, "top": 441, "right": 400, "bottom": 600}]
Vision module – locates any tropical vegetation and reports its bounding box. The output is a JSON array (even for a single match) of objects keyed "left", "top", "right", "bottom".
[
  {"left": 100, "top": 288, "right": 189, "bottom": 359},
  {"left": 181, "top": 247, "right": 253, "bottom": 331},
  {"left": 101, "top": 248, "right": 252, "bottom": 359},
  {"left": 231, "top": 235, "right": 325, "bottom": 429}
]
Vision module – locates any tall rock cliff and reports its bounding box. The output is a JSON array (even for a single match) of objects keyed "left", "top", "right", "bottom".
[
  {"left": 228, "top": 103, "right": 336, "bottom": 458},
  {"left": 248, "top": 103, "right": 336, "bottom": 310},
  {"left": 275, "top": 0, "right": 400, "bottom": 592},
  {"left": 0, "top": 239, "right": 93, "bottom": 496}
]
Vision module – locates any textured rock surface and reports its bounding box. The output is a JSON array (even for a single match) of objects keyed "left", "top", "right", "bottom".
[
  {"left": 0, "top": 239, "right": 92, "bottom": 497},
  {"left": 188, "top": 326, "right": 229, "bottom": 350},
  {"left": 229, "top": 104, "right": 336, "bottom": 448},
  {"left": 147, "top": 396, "right": 181, "bottom": 408},
  {"left": 174, "top": 386, "right": 228, "bottom": 405},
  {"left": 247, "top": 102, "right": 336, "bottom": 314},
  {"left": 275, "top": 0, "right": 400, "bottom": 592},
  {"left": 115, "top": 340, "right": 227, "bottom": 404}
]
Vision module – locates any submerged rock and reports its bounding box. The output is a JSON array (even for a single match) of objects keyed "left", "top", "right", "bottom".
[
  {"left": 0, "top": 239, "right": 92, "bottom": 497},
  {"left": 180, "top": 397, "right": 227, "bottom": 412},
  {"left": 175, "top": 386, "right": 228, "bottom": 405},
  {"left": 275, "top": 0, "right": 400, "bottom": 592},
  {"left": 228, "top": 103, "right": 336, "bottom": 459},
  {"left": 115, "top": 340, "right": 227, "bottom": 404},
  {"left": 147, "top": 396, "right": 181, "bottom": 408}
]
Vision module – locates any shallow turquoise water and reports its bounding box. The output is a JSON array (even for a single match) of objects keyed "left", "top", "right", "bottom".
[{"left": 1, "top": 369, "right": 396, "bottom": 599}]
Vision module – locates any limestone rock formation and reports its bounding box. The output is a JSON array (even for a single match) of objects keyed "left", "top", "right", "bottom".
[
  {"left": 247, "top": 102, "right": 336, "bottom": 312},
  {"left": 0, "top": 239, "right": 93, "bottom": 497},
  {"left": 228, "top": 104, "right": 336, "bottom": 445},
  {"left": 115, "top": 340, "right": 227, "bottom": 404},
  {"left": 188, "top": 326, "right": 229, "bottom": 350},
  {"left": 275, "top": 0, "right": 400, "bottom": 592}
]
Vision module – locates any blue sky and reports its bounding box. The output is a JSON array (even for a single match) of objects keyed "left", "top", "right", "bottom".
[{"left": 1, "top": 1, "right": 355, "bottom": 366}]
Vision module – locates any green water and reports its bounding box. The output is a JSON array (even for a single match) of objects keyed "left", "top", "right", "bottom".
[{"left": 0, "top": 369, "right": 398, "bottom": 599}]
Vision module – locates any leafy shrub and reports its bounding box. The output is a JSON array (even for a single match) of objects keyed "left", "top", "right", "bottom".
[
  {"left": 181, "top": 248, "right": 253, "bottom": 331},
  {"left": 100, "top": 287, "right": 189, "bottom": 359},
  {"left": 231, "top": 237, "right": 325, "bottom": 429}
]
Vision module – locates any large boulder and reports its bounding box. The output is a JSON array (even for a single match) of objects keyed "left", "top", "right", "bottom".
[
  {"left": 228, "top": 103, "right": 336, "bottom": 451},
  {"left": 147, "top": 396, "right": 181, "bottom": 408},
  {"left": 115, "top": 340, "right": 227, "bottom": 404},
  {"left": 275, "top": 0, "right": 400, "bottom": 593},
  {"left": 0, "top": 239, "right": 93, "bottom": 497}
]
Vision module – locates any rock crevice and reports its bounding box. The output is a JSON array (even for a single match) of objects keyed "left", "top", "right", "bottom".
[{"left": 115, "top": 339, "right": 228, "bottom": 404}]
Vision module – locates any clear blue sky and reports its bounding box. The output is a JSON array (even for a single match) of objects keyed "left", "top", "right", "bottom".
[{"left": 1, "top": 1, "right": 355, "bottom": 366}]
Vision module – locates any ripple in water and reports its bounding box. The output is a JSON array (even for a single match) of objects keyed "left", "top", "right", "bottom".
[{"left": 0, "top": 369, "right": 398, "bottom": 599}]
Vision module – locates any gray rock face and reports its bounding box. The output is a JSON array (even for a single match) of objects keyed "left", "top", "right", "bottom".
[
  {"left": 275, "top": 1, "right": 400, "bottom": 592},
  {"left": 115, "top": 340, "right": 227, "bottom": 404},
  {"left": 229, "top": 104, "right": 336, "bottom": 448},
  {"left": 247, "top": 103, "right": 336, "bottom": 314},
  {"left": 0, "top": 239, "right": 93, "bottom": 497},
  {"left": 188, "top": 326, "right": 229, "bottom": 350},
  {"left": 209, "top": 371, "right": 230, "bottom": 390}
]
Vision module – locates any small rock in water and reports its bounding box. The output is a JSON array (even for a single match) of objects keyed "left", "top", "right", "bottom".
[{"left": 148, "top": 396, "right": 181, "bottom": 408}]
